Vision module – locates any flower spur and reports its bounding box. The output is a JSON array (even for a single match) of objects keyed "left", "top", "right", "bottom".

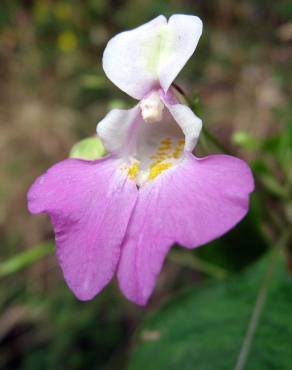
[{"left": 28, "top": 15, "right": 254, "bottom": 305}]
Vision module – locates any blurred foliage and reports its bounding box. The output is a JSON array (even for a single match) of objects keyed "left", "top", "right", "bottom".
[
  {"left": 20, "top": 290, "right": 130, "bottom": 370},
  {"left": 0, "top": 0, "right": 291, "bottom": 369},
  {"left": 0, "top": 241, "right": 54, "bottom": 278},
  {"left": 127, "top": 254, "right": 292, "bottom": 370}
]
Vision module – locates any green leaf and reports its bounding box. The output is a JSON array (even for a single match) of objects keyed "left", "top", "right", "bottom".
[
  {"left": 168, "top": 250, "right": 231, "bottom": 280},
  {"left": 0, "top": 242, "right": 54, "bottom": 277},
  {"left": 232, "top": 131, "right": 259, "bottom": 151},
  {"left": 80, "top": 74, "right": 107, "bottom": 90},
  {"left": 127, "top": 256, "right": 292, "bottom": 370},
  {"left": 69, "top": 136, "right": 106, "bottom": 160},
  {"left": 258, "top": 172, "right": 288, "bottom": 198}
]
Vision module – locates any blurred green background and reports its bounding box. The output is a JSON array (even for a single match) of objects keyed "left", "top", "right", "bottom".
[{"left": 0, "top": 1, "right": 291, "bottom": 369}]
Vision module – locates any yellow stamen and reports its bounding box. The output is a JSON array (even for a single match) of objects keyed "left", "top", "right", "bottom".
[
  {"left": 172, "top": 151, "right": 182, "bottom": 159},
  {"left": 128, "top": 163, "right": 139, "bottom": 180},
  {"left": 148, "top": 162, "right": 172, "bottom": 180},
  {"left": 158, "top": 145, "right": 171, "bottom": 151},
  {"left": 160, "top": 138, "right": 171, "bottom": 145}
]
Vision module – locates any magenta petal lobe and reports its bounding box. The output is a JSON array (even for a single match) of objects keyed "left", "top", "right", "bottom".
[
  {"left": 118, "top": 154, "right": 254, "bottom": 305},
  {"left": 28, "top": 157, "right": 138, "bottom": 300}
]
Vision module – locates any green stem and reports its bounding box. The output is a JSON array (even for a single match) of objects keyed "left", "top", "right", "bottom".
[
  {"left": 234, "top": 230, "right": 290, "bottom": 370},
  {"left": 202, "top": 126, "right": 231, "bottom": 155},
  {"left": 0, "top": 241, "right": 54, "bottom": 278},
  {"left": 168, "top": 250, "right": 230, "bottom": 280},
  {"left": 172, "top": 83, "right": 230, "bottom": 154}
]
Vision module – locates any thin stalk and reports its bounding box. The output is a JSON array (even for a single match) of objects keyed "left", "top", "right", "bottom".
[
  {"left": 202, "top": 126, "right": 231, "bottom": 155},
  {"left": 234, "top": 230, "right": 290, "bottom": 370},
  {"left": 0, "top": 241, "right": 54, "bottom": 278},
  {"left": 168, "top": 250, "right": 230, "bottom": 280},
  {"left": 172, "top": 83, "right": 231, "bottom": 154}
]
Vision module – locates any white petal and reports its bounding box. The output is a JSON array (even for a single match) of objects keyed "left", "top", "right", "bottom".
[
  {"left": 164, "top": 101, "right": 202, "bottom": 152},
  {"left": 103, "top": 16, "right": 167, "bottom": 99},
  {"left": 96, "top": 105, "right": 140, "bottom": 155},
  {"left": 159, "top": 15, "right": 203, "bottom": 92},
  {"left": 102, "top": 15, "right": 203, "bottom": 99}
]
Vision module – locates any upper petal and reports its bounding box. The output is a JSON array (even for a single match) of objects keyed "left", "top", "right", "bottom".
[
  {"left": 28, "top": 157, "right": 138, "bottom": 300},
  {"left": 103, "top": 15, "right": 166, "bottom": 99},
  {"left": 102, "top": 15, "right": 203, "bottom": 99},
  {"left": 159, "top": 14, "right": 203, "bottom": 92},
  {"left": 117, "top": 154, "right": 254, "bottom": 305}
]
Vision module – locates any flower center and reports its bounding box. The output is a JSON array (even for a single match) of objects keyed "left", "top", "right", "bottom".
[
  {"left": 125, "top": 136, "right": 185, "bottom": 187},
  {"left": 140, "top": 91, "right": 164, "bottom": 124}
]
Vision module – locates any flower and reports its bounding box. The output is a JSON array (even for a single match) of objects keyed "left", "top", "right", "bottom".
[{"left": 27, "top": 15, "right": 254, "bottom": 305}]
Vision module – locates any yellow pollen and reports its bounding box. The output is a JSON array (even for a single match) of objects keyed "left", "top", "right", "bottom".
[
  {"left": 170, "top": 140, "right": 185, "bottom": 159},
  {"left": 148, "top": 162, "right": 173, "bottom": 180},
  {"left": 128, "top": 163, "right": 139, "bottom": 180},
  {"left": 158, "top": 146, "right": 171, "bottom": 151},
  {"left": 160, "top": 138, "right": 171, "bottom": 145},
  {"left": 150, "top": 161, "right": 160, "bottom": 168},
  {"left": 172, "top": 151, "right": 182, "bottom": 159},
  {"left": 148, "top": 137, "right": 183, "bottom": 176}
]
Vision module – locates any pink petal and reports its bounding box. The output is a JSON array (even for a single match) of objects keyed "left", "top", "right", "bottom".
[
  {"left": 28, "top": 157, "right": 138, "bottom": 300},
  {"left": 117, "top": 154, "right": 254, "bottom": 305}
]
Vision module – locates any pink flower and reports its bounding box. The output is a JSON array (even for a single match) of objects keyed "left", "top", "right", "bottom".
[{"left": 27, "top": 15, "right": 254, "bottom": 305}]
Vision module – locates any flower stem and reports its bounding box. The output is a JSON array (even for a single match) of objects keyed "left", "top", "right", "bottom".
[
  {"left": 202, "top": 126, "right": 231, "bottom": 155},
  {"left": 172, "top": 83, "right": 231, "bottom": 155},
  {"left": 0, "top": 241, "right": 54, "bottom": 278},
  {"left": 234, "top": 230, "right": 290, "bottom": 370},
  {"left": 168, "top": 250, "right": 230, "bottom": 280}
]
